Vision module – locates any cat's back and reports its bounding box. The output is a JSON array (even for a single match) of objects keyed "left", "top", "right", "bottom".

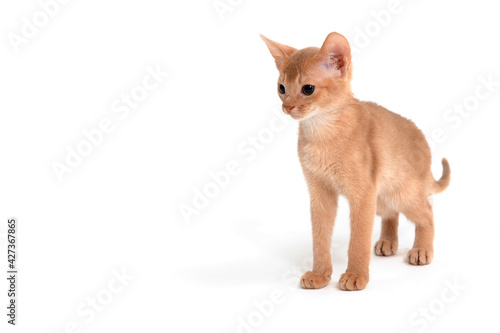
[
  {"left": 360, "top": 100, "right": 432, "bottom": 188},
  {"left": 361, "top": 100, "right": 428, "bottom": 148}
]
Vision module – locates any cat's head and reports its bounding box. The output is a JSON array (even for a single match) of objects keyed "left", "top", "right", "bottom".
[{"left": 261, "top": 32, "right": 353, "bottom": 121}]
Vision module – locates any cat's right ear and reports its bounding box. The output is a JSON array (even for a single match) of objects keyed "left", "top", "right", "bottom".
[{"left": 260, "top": 35, "right": 297, "bottom": 71}]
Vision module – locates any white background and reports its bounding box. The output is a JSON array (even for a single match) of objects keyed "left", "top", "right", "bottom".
[{"left": 1, "top": 0, "right": 500, "bottom": 332}]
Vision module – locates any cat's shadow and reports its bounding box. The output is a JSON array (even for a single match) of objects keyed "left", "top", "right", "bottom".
[{"left": 179, "top": 219, "right": 348, "bottom": 287}]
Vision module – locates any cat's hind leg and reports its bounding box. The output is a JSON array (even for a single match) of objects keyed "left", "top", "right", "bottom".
[
  {"left": 401, "top": 199, "right": 434, "bottom": 265},
  {"left": 374, "top": 198, "right": 399, "bottom": 256}
]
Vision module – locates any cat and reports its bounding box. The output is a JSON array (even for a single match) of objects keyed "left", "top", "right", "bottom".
[{"left": 261, "top": 32, "right": 450, "bottom": 290}]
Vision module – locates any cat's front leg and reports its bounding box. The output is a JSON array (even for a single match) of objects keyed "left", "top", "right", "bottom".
[
  {"left": 300, "top": 173, "right": 338, "bottom": 289},
  {"left": 339, "top": 189, "right": 377, "bottom": 291}
]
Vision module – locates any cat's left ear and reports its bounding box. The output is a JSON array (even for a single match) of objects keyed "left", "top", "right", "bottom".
[
  {"left": 318, "top": 32, "right": 351, "bottom": 78},
  {"left": 260, "top": 34, "right": 297, "bottom": 70}
]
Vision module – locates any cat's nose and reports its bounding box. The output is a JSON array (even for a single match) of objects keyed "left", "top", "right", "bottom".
[{"left": 284, "top": 104, "right": 295, "bottom": 112}]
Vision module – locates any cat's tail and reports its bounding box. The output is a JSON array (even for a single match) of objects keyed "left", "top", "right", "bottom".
[{"left": 432, "top": 158, "right": 451, "bottom": 194}]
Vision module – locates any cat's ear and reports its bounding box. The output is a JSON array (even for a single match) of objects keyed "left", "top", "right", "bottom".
[
  {"left": 318, "top": 32, "right": 351, "bottom": 78},
  {"left": 260, "top": 34, "right": 297, "bottom": 70}
]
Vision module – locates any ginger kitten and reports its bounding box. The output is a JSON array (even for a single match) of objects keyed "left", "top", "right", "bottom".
[{"left": 261, "top": 32, "right": 450, "bottom": 290}]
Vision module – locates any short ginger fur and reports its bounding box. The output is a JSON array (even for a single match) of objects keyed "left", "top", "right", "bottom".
[{"left": 261, "top": 32, "right": 450, "bottom": 290}]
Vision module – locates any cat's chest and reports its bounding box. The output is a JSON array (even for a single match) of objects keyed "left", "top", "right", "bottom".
[{"left": 298, "top": 139, "right": 342, "bottom": 181}]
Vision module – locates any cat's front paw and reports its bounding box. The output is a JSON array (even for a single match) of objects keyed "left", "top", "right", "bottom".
[
  {"left": 338, "top": 272, "right": 369, "bottom": 291},
  {"left": 374, "top": 239, "right": 398, "bottom": 256},
  {"left": 408, "top": 248, "right": 433, "bottom": 265},
  {"left": 300, "top": 271, "right": 331, "bottom": 289}
]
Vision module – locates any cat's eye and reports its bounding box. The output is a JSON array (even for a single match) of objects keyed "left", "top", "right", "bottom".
[
  {"left": 278, "top": 84, "right": 286, "bottom": 94},
  {"left": 302, "top": 85, "right": 315, "bottom": 95}
]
